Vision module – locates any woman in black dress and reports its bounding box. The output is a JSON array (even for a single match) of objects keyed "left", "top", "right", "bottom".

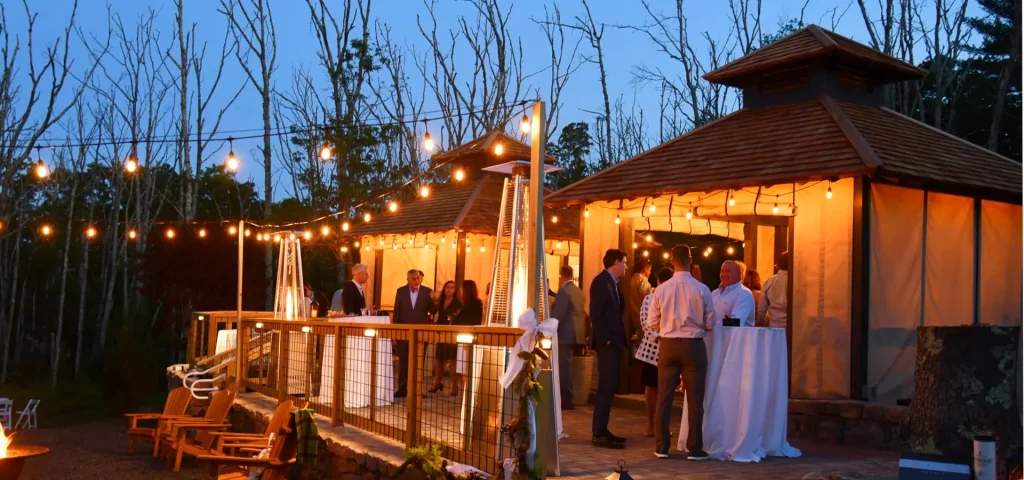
[
  {"left": 429, "top": 281, "right": 462, "bottom": 393},
  {"left": 449, "top": 280, "right": 483, "bottom": 396}
]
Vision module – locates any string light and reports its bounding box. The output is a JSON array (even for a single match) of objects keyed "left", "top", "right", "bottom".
[
  {"left": 584, "top": 208, "right": 590, "bottom": 218},
  {"left": 479, "top": 245, "right": 485, "bottom": 252},
  {"left": 706, "top": 246, "right": 713, "bottom": 254},
  {"left": 648, "top": 203, "right": 656, "bottom": 213},
  {"left": 686, "top": 203, "right": 693, "bottom": 220},
  {"left": 728, "top": 191, "right": 735, "bottom": 207},
  {"left": 40, "top": 225, "right": 52, "bottom": 236},
  {"left": 614, "top": 214, "right": 621, "bottom": 225},
  {"left": 420, "top": 186, "right": 430, "bottom": 198},
  {"left": 703, "top": 249, "right": 710, "bottom": 258},
  {"left": 128, "top": 229, "right": 137, "bottom": 240},
  {"left": 662, "top": 252, "right": 669, "bottom": 259},
  {"left": 441, "top": 235, "right": 446, "bottom": 243},
  {"left": 125, "top": 151, "right": 138, "bottom": 173},
  {"left": 244, "top": 228, "right": 251, "bottom": 237},
  {"left": 363, "top": 213, "right": 372, "bottom": 223},
  {"left": 727, "top": 246, "right": 735, "bottom": 255},
  {"left": 380, "top": 239, "right": 384, "bottom": 247},
  {"left": 289, "top": 233, "right": 296, "bottom": 240},
  {"left": 354, "top": 241, "right": 360, "bottom": 247},
  {"left": 274, "top": 234, "right": 281, "bottom": 243},
  {"left": 321, "top": 226, "right": 330, "bottom": 236},
  {"left": 340, "top": 246, "right": 348, "bottom": 253},
  {"left": 166, "top": 228, "right": 176, "bottom": 239},
  {"left": 551, "top": 215, "right": 558, "bottom": 224},
  {"left": 494, "top": 142, "right": 504, "bottom": 155},
  {"left": 772, "top": 196, "right": 780, "bottom": 215},
  {"left": 645, "top": 234, "right": 653, "bottom": 242},
  {"left": 257, "top": 233, "right": 264, "bottom": 241},
  {"left": 520, "top": 112, "right": 531, "bottom": 134},
  {"left": 366, "top": 245, "right": 371, "bottom": 252},
  {"left": 229, "top": 225, "right": 237, "bottom": 235},
  {"left": 342, "top": 221, "right": 350, "bottom": 232},
  {"left": 86, "top": 226, "right": 97, "bottom": 238},
  {"left": 826, "top": 181, "right": 833, "bottom": 200},
  {"left": 642, "top": 250, "right": 649, "bottom": 257},
  {"left": 388, "top": 201, "right": 398, "bottom": 213},
  {"left": 632, "top": 242, "right": 638, "bottom": 249},
  {"left": 34, "top": 147, "right": 48, "bottom": 179},
  {"left": 454, "top": 168, "right": 465, "bottom": 181},
  {"left": 225, "top": 137, "right": 238, "bottom": 173},
  {"left": 422, "top": 120, "right": 434, "bottom": 151},
  {"left": 303, "top": 231, "right": 312, "bottom": 240},
  {"left": 319, "top": 143, "right": 333, "bottom": 161},
  {"left": 198, "top": 228, "right": 207, "bottom": 238}
]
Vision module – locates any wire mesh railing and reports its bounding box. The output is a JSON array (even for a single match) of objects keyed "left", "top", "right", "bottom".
[{"left": 233, "top": 318, "right": 524, "bottom": 473}]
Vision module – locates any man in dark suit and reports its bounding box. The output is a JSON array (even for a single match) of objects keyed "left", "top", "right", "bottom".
[
  {"left": 392, "top": 269, "right": 435, "bottom": 397},
  {"left": 552, "top": 265, "right": 584, "bottom": 410},
  {"left": 590, "top": 249, "right": 629, "bottom": 448},
  {"left": 332, "top": 263, "right": 370, "bottom": 315}
]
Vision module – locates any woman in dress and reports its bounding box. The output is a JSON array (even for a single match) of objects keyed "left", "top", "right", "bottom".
[
  {"left": 449, "top": 280, "right": 483, "bottom": 397},
  {"left": 636, "top": 267, "right": 676, "bottom": 437},
  {"left": 428, "top": 281, "right": 462, "bottom": 393},
  {"left": 743, "top": 269, "right": 763, "bottom": 309}
]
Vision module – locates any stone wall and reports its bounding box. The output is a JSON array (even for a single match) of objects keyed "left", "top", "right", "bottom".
[{"left": 787, "top": 399, "right": 905, "bottom": 451}]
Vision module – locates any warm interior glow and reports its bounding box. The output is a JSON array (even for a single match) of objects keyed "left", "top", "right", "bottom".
[
  {"left": 364, "top": 328, "right": 377, "bottom": 337},
  {"left": 539, "top": 338, "right": 552, "bottom": 350},
  {"left": 301, "top": 326, "right": 312, "bottom": 333},
  {"left": 454, "top": 169, "right": 465, "bottom": 181}
]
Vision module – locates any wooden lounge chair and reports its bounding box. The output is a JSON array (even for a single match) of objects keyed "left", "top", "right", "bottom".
[
  {"left": 198, "top": 415, "right": 298, "bottom": 480},
  {"left": 125, "top": 386, "right": 191, "bottom": 454},
  {"left": 206, "top": 399, "right": 293, "bottom": 455},
  {"left": 158, "top": 389, "right": 237, "bottom": 471}
]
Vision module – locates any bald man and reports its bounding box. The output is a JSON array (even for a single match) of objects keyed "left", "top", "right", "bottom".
[{"left": 712, "top": 260, "right": 755, "bottom": 327}]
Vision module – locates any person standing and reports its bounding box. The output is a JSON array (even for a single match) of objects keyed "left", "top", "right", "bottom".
[
  {"left": 743, "top": 269, "right": 762, "bottom": 309},
  {"left": 392, "top": 269, "right": 436, "bottom": 397},
  {"left": 428, "top": 281, "right": 462, "bottom": 393},
  {"left": 757, "top": 251, "right": 789, "bottom": 328},
  {"left": 647, "top": 245, "right": 714, "bottom": 460},
  {"left": 333, "top": 263, "right": 371, "bottom": 315},
  {"left": 449, "top": 280, "right": 483, "bottom": 397},
  {"left": 629, "top": 258, "right": 653, "bottom": 340},
  {"left": 590, "top": 249, "right": 628, "bottom": 449},
  {"left": 712, "top": 260, "right": 756, "bottom": 327},
  {"left": 635, "top": 267, "right": 676, "bottom": 437},
  {"left": 551, "top": 265, "right": 584, "bottom": 410}
]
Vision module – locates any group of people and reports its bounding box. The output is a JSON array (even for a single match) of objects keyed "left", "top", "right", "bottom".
[{"left": 582, "top": 246, "right": 789, "bottom": 460}]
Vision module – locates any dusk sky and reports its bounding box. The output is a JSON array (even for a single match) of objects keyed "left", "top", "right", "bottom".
[{"left": 11, "top": 0, "right": 981, "bottom": 197}]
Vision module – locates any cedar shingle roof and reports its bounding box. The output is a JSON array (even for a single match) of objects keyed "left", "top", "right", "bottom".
[
  {"left": 431, "top": 129, "right": 556, "bottom": 166},
  {"left": 545, "top": 97, "right": 1021, "bottom": 205},
  {"left": 704, "top": 25, "right": 927, "bottom": 87},
  {"left": 347, "top": 174, "right": 580, "bottom": 239}
]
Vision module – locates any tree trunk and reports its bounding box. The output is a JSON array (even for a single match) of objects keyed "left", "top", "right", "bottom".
[
  {"left": 986, "top": 0, "right": 1021, "bottom": 152},
  {"left": 52, "top": 185, "right": 77, "bottom": 387},
  {"left": 75, "top": 219, "right": 91, "bottom": 379},
  {"left": 0, "top": 221, "right": 23, "bottom": 384}
]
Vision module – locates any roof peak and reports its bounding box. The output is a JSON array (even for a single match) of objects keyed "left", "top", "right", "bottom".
[{"left": 704, "top": 24, "right": 927, "bottom": 88}]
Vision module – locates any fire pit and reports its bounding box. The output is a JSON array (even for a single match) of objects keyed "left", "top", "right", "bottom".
[{"left": 0, "top": 445, "right": 49, "bottom": 480}]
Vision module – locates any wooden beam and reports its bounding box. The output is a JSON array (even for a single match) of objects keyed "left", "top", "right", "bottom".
[
  {"left": 455, "top": 231, "right": 467, "bottom": 289},
  {"left": 373, "top": 249, "right": 384, "bottom": 309},
  {"left": 577, "top": 207, "right": 586, "bottom": 289},
  {"left": 973, "top": 197, "right": 982, "bottom": 325},
  {"left": 743, "top": 223, "right": 758, "bottom": 271},
  {"left": 850, "top": 177, "right": 871, "bottom": 400},
  {"left": 697, "top": 213, "right": 793, "bottom": 227}
]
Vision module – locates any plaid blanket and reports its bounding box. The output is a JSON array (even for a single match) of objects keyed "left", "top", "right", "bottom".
[{"left": 294, "top": 408, "right": 318, "bottom": 465}]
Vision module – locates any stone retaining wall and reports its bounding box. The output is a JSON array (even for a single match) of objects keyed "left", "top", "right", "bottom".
[{"left": 787, "top": 399, "right": 906, "bottom": 451}]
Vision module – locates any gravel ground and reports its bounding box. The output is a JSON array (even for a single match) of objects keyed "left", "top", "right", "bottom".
[{"left": 16, "top": 416, "right": 207, "bottom": 480}]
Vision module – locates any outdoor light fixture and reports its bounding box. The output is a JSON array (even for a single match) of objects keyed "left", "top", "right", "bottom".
[
  {"left": 354, "top": 241, "right": 360, "bottom": 247},
  {"left": 494, "top": 142, "right": 504, "bottom": 156},
  {"left": 274, "top": 234, "right": 281, "bottom": 242},
  {"left": 632, "top": 242, "right": 637, "bottom": 249},
  {"left": 728, "top": 192, "right": 735, "bottom": 207},
  {"left": 727, "top": 246, "right": 735, "bottom": 255},
  {"left": 363, "top": 328, "right": 376, "bottom": 337},
  {"left": 456, "top": 333, "right": 474, "bottom": 344},
  {"left": 686, "top": 209, "right": 693, "bottom": 220},
  {"left": 454, "top": 168, "right": 465, "bottom": 181},
  {"left": 773, "top": 201, "right": 780, "bottom": 215},
  {"left": 420, "top": 186, "right": 430, "bottom": 198},
  {"left": 585, "top": 208, "right": 590, "bottom": 218},
  {"left": 303, "top": 231, "right": 312, "bottom": 240},
  {"left": 826, "top": 185, "right": 833, "bottom": 199},
  {"left": 423, "top": 131, "right": 434, "bottom": 151},
  {"left": 615, "top": 214, "right": 621, "bottom": 225},
  {"left": 166, "top": 228, "right": 176, "bottom": 239},
  {"left": 289, "top": 233, "right": 296, "bottom": 240},
  {"left": 663, "top": 252, "right": 669, "bottom": 259},
  {"left": 340, "top": 246, "right": 348, "bottom": 254},
  {"left": 198, "top": 315, "right": 205, "bottom": 321},
  {"left": 257, "top": 233, "right": 264, "bottom": 241},
  {"left": 556, "top": 241, "right": 562, "bottom": 249},
  {"left": 642, "top": 250, "right": 649, "bottom": 257},
  {"left": 703, "top": 250, "right": 710, "bottom": 258},
  {"left": 479, "top": 245, "right": 485, "bottom": 252},
  {"left": 242, "top": 229, "right": 250, "bottom": 237},
  {"left": 198, "top": 228, "right": 207, "bottom": 238},
  {"left": 34, "top": 159, "right": 49, "bottom": 179},
  {"left": 301, "top": 326, "right": 312, "bottom": 333},
  {"left": 255, "top": 322, "right": 263, "bottom": 329},
  {"left": 645, "top": 234, "right": 652, "bottom": 242},
  {"left": 86, "top": 227, "right": 97, "bottom": 238},
  {"left": 225, "top": 138, "right": 239, "bottom": 173},
  {"left": 319, "top": 143, "right": 333, "bottom": 161},
  {"left": 520, "top": 113, "right": 531, "bottom": 134}
]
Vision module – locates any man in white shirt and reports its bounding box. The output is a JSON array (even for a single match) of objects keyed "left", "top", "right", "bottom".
[
  {"left": 757, "top": 251, "right": 789, "bottom": 328},
  {"left": 712, "top": 260, "right": 756, "bottom": 327},
  {"left": 647, "top": 245, "right": 714, "bottom": 460}
]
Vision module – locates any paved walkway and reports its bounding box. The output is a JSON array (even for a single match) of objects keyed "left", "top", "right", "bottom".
[{"left": 555, "top": 403, "right": 899, "bottom": 479}]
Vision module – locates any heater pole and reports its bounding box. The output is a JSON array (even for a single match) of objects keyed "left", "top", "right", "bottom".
[{"left": 528, "top": 101, "right": 547, "bottom": 317}]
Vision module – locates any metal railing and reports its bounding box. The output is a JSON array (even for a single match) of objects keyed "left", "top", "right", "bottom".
[
  {"left": 186, "top": 311, "right": 274, "bottom": 364},
  {"left": 233, "top": 318, "right": 525, "bottom": 473}
]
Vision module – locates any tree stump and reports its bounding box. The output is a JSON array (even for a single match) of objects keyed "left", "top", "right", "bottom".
[{"left": 902, "top": 325, "right": 1021, "bottom": 478}]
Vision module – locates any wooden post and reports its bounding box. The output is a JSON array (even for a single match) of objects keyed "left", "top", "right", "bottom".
[
  {"left": 743, "top": 223, "right": 758, "bottom": 272},
  {"left": 332, "top": 325, "right": 345, "bottom": 426},
  {"left": 405, "top": 329, "right": 420, "bottom": 446},
  {"left": 455, "top": 231, "right": 467, "bottom": 288},
  {"left": 850, "top": 177, "right": 871, "bottom": 399},
  {"left": 618, "top": 221, "right": 635, "bottom": 395},
  {"left": 278, "top": 325, "right": 290, "bottom": 402}
]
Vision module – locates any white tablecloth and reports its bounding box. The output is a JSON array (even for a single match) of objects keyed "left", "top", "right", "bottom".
[
  {"left": 318, "top": 315, "right": 394, "bottom": 408},
  {"left": 678, "top": 327, "right": 801, "bottom": 462}
]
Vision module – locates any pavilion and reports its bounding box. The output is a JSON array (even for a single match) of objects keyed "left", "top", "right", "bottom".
[
  {"left": 347, "top": 128, "right": 580, "bottom": 310},
  {"left": 546, "top": 25, "right": 1022, "bottom": 403}
]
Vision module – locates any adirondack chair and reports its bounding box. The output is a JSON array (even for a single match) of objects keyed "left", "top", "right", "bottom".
[
  {"left": 125, "top": 387, "right": 191, "bottom": 454},
  {"left": 198, "top": 415, "right": 298, "bottom": 480},
  {"left": 206, "top": 399, "right": 293, "bottom": 455},
  {"left": 158, "top": 389, "right": 237, "bottom": 472}
]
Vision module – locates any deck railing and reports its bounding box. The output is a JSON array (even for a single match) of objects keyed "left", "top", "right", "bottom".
[
  {"left": 186, "top": 311, "right": 274, "bottom": 364},
  {"left": 231, "top": 317, "right": 527, "bottom": 473}
]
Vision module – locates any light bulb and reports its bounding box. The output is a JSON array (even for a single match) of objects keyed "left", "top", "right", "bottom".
[
  {"left": 256, "top": 233, "right": 263, "bottom": 241},
  {"left": 614, "top": 215, "right": 621, "bottom": 225},
  {"left": 773, "top": 203, "right": 780, "bottom": 215},
  {"left": 244, "top": 229, "right": 251, "bottom": 237},
  {"left": 479, "top": 245, "right": 485, "bottom": 252},
  {"left": 703, "top": 250, "right": 710, "bottom": 258},
  {"left": 423, "top": 132, "right": 434, "bottom": 151},
  {"left": 86, "top": 227, "right": 97, "bottom": 238},
  {"left": 408, "top": 237, "right": 414, "bottom": 244},
  {"left": 225, "top": 151, "right": 238, "bottom": 172},
  {"left": 685, "top": 209, "right": 693, "bottom": 220},
  {"left": 274, "top": 234, "right": 281, "bottom": 243},
  {"left": 632, "top": 242, "right": 638, "bottom": 249},
  {"left": 454, "top": 169, "right": 465, "bottom": 181},
  {"left": 728, "top": 194, "right": 735, "bottom": 207},
  {"left": 706, "top": 246, "right": 713, "bottom": 254},
  {"left": 366, "top": 246, "right": 371, "bottom": 252},
  {"left": 342, "top": 221, "right": 350, "bottom": 231},
  {"left": 125, "top": 157, "right": 138, "bottom": 173},
  {"left": 128, "top": 229, "right": 137, "bottom": 239},
  {"left": 379, "top": 239, "right": 384, "bottom": 247},
  {"left": 420, "top": 186, "right": 430, "bottom": 198},
  {"left": 166, "top": 228, "right": 175, "bottom": 239},
  {"left": 35, "top": 160, "right": 49, "bottom": 179},
  {"left": 648, "top": 204, "right": 656, "bottom": 213},
  {"left": 494, "top": 142, "right": 504, "bottom": 155},
  {"left": 289, "top": 233, "right": 295, "bottom": 240},
  {"left": 556, "top": 241, "right": 563, "bottom": 248},
  {"left": 441, "top": 236, "right": 446, "bottom": 243},
  {"left": 388, "top": 201, "right": 398, "bottom": 213},
  {"left": 363, "top": 213, "right": 371, "bottom": 223},
  {"left": 354, "top": 241, "right": 360, "bottom": 247},
  {"left": 465, "top": 246, "right": 470, "bottom": 252},
  {"left": 341, "top": 246, "right": 348, "bottom": 253},
  {"left": 520, "top": 114, "right": 531, "bottom": 134},
  {"left": 642, "top": 250, "right": 649, "bottom": 257},
  {"left": 424, "top": 243, "right": 429, "bottom": 250},
  {"left": 551, "top": 215, "right": 558, "bottom": 223},
  {"left": 727, "top": 246, "right": 735, "bottom": 255},
  {"left": 584, "top": 208, "right": 590, "bottom": 218},
  {"left": 304, "top": 231, "right": 312, "bottom": 240},
  {"left": 663, "top": 252, "right": 669, "bottom": 259},
  {"left": 198, "top": 228, "right": 207, "bottom": 238},
  {"left": 321, "top": 226, "right": 330, "bottom": 236},
  {"left": 319, "top": 144, "right": 332, "bottom": 161},
  {"left": 646, "top": 234, "right": 653, "bottom": 242},
  {"left": 41, "top": 225, "right": 52, "bottom": 236},
  {"left": 826, "top": 187, "right": 833, "bottom": 200}
]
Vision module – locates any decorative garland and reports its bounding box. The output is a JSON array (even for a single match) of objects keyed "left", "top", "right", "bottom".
[{"left": 500, "top": 343, "right": 549, "bottom": 480}]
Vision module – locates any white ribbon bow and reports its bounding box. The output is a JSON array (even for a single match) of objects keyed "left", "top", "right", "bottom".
[{"left": 498, "top": 309, "right": 558, "bottom": 389}]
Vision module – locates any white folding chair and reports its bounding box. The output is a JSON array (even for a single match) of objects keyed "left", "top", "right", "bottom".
[
  {"left": 13, "top": 399, "right": 39, "bottom": 430},
  {"left": 0, "top": 400, "right": 11, "bottom": 429}
]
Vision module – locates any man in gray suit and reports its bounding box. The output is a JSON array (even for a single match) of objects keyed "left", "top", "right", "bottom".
[
  {"left": 551, "top": 265, "right": 585, "bottom": 410},
  {"left": 393, "top": 269, "right": 435, "bottom": 397}
]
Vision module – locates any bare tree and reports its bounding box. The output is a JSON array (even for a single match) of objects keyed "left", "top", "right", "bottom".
[
  {"left": 221, "top": 0, "right": 278, "bottom": 308},
  {"left": 533, "top": 4, "right": 583, "bottom": 140},
  {"left": 987, "top": 0, "right": 1021, "bottom": 151},
  {"left": 729, "top": 0, "right": 763, "bottom": 55}
]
